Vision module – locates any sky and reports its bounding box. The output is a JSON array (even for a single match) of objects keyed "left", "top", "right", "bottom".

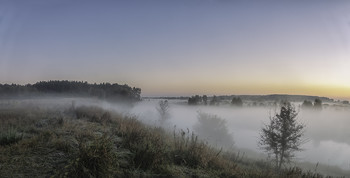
[{"left": 1, "top": 0, "right": 350, "bottom": 99}]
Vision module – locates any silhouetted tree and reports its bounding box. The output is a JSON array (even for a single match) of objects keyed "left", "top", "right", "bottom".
[
  {"left": 313, "top": 99, "right": 322, "bottom": 110},
  {"left": 132, "top": 87, "right": 141, "bottom": 101},
  {"left": 202, "top": 95, "right": 208, "bottom": 105},
  {"left": 156, "top": 100, "right": 170, "bottom": 124},
  {"left": 301, "top": 100, "right": 313, "bottom": 109},
  {"left": 342, "top": 100, "right": 349, "bottom": 105},
  {"left": 188, "top": 95, "right": 202, "bottom": 105},
  {"left": 231, "top": 97, "right": 243, "bottom": 107},
  {"left": 259, "top": 103, "right": 305, "bottom": 170},
  {"left": 210, "top": 95, "right": 219, "bottom": 105}
]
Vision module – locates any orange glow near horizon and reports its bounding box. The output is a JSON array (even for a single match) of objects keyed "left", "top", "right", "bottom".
[{"left": 142, "top": 81, "right": 350, "bottom": 100}]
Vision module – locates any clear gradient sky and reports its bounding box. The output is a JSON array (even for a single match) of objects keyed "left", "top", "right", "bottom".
[{"left": 1, "top": 0, "right": 350, "bottom": 99}]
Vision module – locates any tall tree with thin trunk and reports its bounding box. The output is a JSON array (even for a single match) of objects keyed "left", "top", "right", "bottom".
[{"left": 258, "top": 103, "right": 306, "bottom": 170}]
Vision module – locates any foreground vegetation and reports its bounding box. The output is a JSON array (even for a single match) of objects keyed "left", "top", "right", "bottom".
[{"left": 0, "top": 103, "right": 343, "bottom": 177}]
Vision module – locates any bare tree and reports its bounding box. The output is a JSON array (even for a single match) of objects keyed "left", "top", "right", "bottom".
[
  {"left": 259, "top": 103, "right": 306, "bottom": 170},
  {"left": 156, "top": 100, "right": 170, "bottom": 124}
]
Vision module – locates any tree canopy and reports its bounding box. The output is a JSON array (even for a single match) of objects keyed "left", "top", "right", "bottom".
[
  {"left": 231, "top": 97, "right": 243, "bottom": 107},
  {"left": 259, "top": 103, "right": 305, "bottom": 169},
  {"left": 0, "top": 80, "right": 141, "bottom": 102}
]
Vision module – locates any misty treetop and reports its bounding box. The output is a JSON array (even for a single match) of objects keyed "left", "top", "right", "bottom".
[
  {"left": 188, "top": 95, "right": 205, "bottom": 105},
  {"left": 301, "top": 99, "right": 323, "bottom": 110},
  {"left": 231, "top": 97, "right": 243, "bottom": 107},
  {"left": 313, "top": 98, "right": 322, "bottom": 110},
  {"left": 194, "top": 112, "right": 234, "bottom": 150},
  {"left": 187, "top": 95, "right": 221, "bottom": 105},
  {"left": 0, "top": 80, "right": 141, "bottom": 101},
  {"left": 156, "top": 100, "right": 170, "bottom": 125}
]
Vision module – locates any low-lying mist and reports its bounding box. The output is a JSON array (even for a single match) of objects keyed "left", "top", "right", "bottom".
[
  {"left": 2, "top": 97, "right": 350, "bottom": 175},
  {"left": 128, "top": 99, "right": 350, "bottom": 172}
]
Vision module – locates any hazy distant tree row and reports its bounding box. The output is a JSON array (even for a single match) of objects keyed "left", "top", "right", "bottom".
[
  {"left": 187, "top": 95, "right": 223, "bottom": 105},
  {"left": 186, "top": 94, "right": 343, "bottom": 110},
  {"left": 231, "top": 97, "right": 243, "bottom": 107},
  {"left": 188, "top": 95, "right": 245, "bottom": 107},
  {"left": 188, "top": 95, "right": 203, "bottom": 105},
  {"left": 301, "top": 99, "right": 322, "bottom": 110},
  {"left": 186, "top": 94, "right": 334, "bottom": 104},
  {"left": 0, "top": 80, "right": 141, "bottom": 101}
]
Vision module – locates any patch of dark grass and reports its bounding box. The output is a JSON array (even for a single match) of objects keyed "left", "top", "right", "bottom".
[
  {"left": 0, "top": 127, "right": 23, "bottom": 146},
  {"left": 282, "top": 167, "right": 329, "bottom": 178}
]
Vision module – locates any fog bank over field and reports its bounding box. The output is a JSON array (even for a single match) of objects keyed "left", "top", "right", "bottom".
[
  {"left": 1, "top": 97, "right": 350, "bottom": 173},
  {"left": 129, "top": 99, "right": 350, "bottom": 171}
]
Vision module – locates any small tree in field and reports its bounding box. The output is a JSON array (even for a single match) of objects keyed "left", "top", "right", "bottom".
[
  {"left": 194, "top": 112, "right": 234, "bottom": 149},
  {"left": 259, "top": 103, "right": 305, "bottom": 170},
  {"left": 156, "top": 100, "right": 170, "bottom": 124}
]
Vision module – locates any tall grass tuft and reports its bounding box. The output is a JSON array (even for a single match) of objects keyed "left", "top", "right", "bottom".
[
  {"left": 117, "top": 117, "right": 169, "bottom": 170},
  {"left": 64, "top": 135, "right": 118, "bottom": 178},
  {"left": 0, "top": 126, "right": 23, "bottom": 146},
  {"left": 172, "top": 129, "right": 213, "bottom": 168},
  {"left": 75, "top": 106, "right": 112, "bottom": 124}
]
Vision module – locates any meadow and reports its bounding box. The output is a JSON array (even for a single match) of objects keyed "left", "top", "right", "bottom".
[{"left": 0, "top": 98, "right": 349, "bottom": 177}]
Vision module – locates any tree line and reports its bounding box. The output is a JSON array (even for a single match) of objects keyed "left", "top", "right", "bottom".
[
  {"left": 0, "top": 80, "right": 141, "bottom": 101},
  {"left": 188, "top": 95, "right": 243, "bottom": 107},
  {"left": 301, "top": 99, "right": 322, "bottom": 110},
  {"left": 188, "top": 95, "right": 222, "bottom": 106}
]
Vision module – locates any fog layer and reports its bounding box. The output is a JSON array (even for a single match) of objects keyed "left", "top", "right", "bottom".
[
  {"left": 129, "top": 99, "right": 350, "bottom": 171},
  {"left": 2, "top": 97, "right": 349, "bottom": 173}
]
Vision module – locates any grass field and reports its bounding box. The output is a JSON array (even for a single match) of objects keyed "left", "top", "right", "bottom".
[{"left": 0, "top": 102, "right": 343, "bottom": 177}]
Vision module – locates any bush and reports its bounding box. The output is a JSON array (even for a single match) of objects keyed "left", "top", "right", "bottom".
[{"left": 193, "top": 112, "right": 234, "bottom": 149}]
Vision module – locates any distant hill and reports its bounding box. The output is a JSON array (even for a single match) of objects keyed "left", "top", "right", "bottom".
[{"left": 0, "top": 80, "right": 141, "bottom": 102}]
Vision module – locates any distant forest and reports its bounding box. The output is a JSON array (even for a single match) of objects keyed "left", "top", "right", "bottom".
[{"left": 0, "top": 80, "right": 141, "bottom": 101}]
